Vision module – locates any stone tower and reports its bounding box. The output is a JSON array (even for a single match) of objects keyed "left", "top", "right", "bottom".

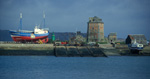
[{"left": 87, "top": 16, "right": 104, "bottom": 42}]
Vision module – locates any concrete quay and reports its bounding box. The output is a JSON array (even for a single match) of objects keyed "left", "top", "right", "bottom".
[
  {"left": 0, "top": 43, "right": 150, "bottom": 56},
  {"left": 0, "top": 44, "right": 54, "bottom": 56}
]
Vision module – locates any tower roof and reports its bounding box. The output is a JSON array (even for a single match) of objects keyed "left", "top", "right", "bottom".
[{"left": 88, "top": 16, "right": 104, "bottom": 23}]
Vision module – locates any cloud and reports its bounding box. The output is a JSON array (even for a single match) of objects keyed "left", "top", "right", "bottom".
[{"left": 0, "top": 0, "right": 150, "bottom": 39}]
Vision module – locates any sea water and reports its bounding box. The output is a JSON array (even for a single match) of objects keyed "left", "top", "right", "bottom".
[{"left": 0, "top": 56, "right": 150, "bottom": 79}]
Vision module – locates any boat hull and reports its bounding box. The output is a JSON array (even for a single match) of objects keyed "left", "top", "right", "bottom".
[{"left": 10, "top": 31, "right": 49, "bottom": 43}]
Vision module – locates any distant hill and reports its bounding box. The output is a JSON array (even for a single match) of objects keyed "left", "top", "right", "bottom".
[
  {"left": 49, "top": 32, "right": 87, "bottom": 41},
  {"left": 0, "top": 30, "right": 87, "bottom": 41},
  {"left": 0, "top": 30, "right": 12, "bottom": 41},
  {"left": 117, "top": 38, "right": 125, "bottom": 40}
]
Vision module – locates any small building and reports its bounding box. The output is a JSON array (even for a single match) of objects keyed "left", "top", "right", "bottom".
[
  {"left": 108, "top": 33, "right": 117, "bottom": 43},
  {"left": 69, "top": 31, "right": 86, "bottom": 44},
  {"left": 125, "top": 34, "right": 147, "bottom": 45}
]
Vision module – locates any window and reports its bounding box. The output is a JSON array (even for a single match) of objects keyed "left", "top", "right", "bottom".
[{"left": 92, "top": 27, "right": 94, "bottom": 30}]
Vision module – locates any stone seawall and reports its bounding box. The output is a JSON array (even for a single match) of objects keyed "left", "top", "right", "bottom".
[
  {"left": 0, "top": 44, "right": 54, "bottom": 56},
  {"left": 0, "top": 44, "right": 150, "bottom": 56}
]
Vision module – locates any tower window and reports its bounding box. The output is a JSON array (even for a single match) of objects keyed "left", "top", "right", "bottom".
[{"left": 92, "top": 27, "right": 94, "bottom": 30}]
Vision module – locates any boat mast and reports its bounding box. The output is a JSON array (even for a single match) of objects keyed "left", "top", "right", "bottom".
[
  {"left": 134, "top": 39, "right": 137, "bottom": 44},
  {"left": 19, "top": 13, "right": 22, "bottom": 30},
  {"left": 43, "top": 12, "right": 45, "bottom": 28}
]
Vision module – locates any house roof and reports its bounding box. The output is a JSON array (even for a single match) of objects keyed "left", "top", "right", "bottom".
[{"left": 128, "top": 34, "right": 146, "bottom": 40}]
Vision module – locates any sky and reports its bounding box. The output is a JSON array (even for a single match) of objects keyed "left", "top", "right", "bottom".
[{"left": 0, "top": 0, "right": 150, "bottom": 39}]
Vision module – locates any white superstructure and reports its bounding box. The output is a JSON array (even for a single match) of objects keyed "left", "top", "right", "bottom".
[{"left": 34, "top": 26, "right": 48, "bottom": 34}]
